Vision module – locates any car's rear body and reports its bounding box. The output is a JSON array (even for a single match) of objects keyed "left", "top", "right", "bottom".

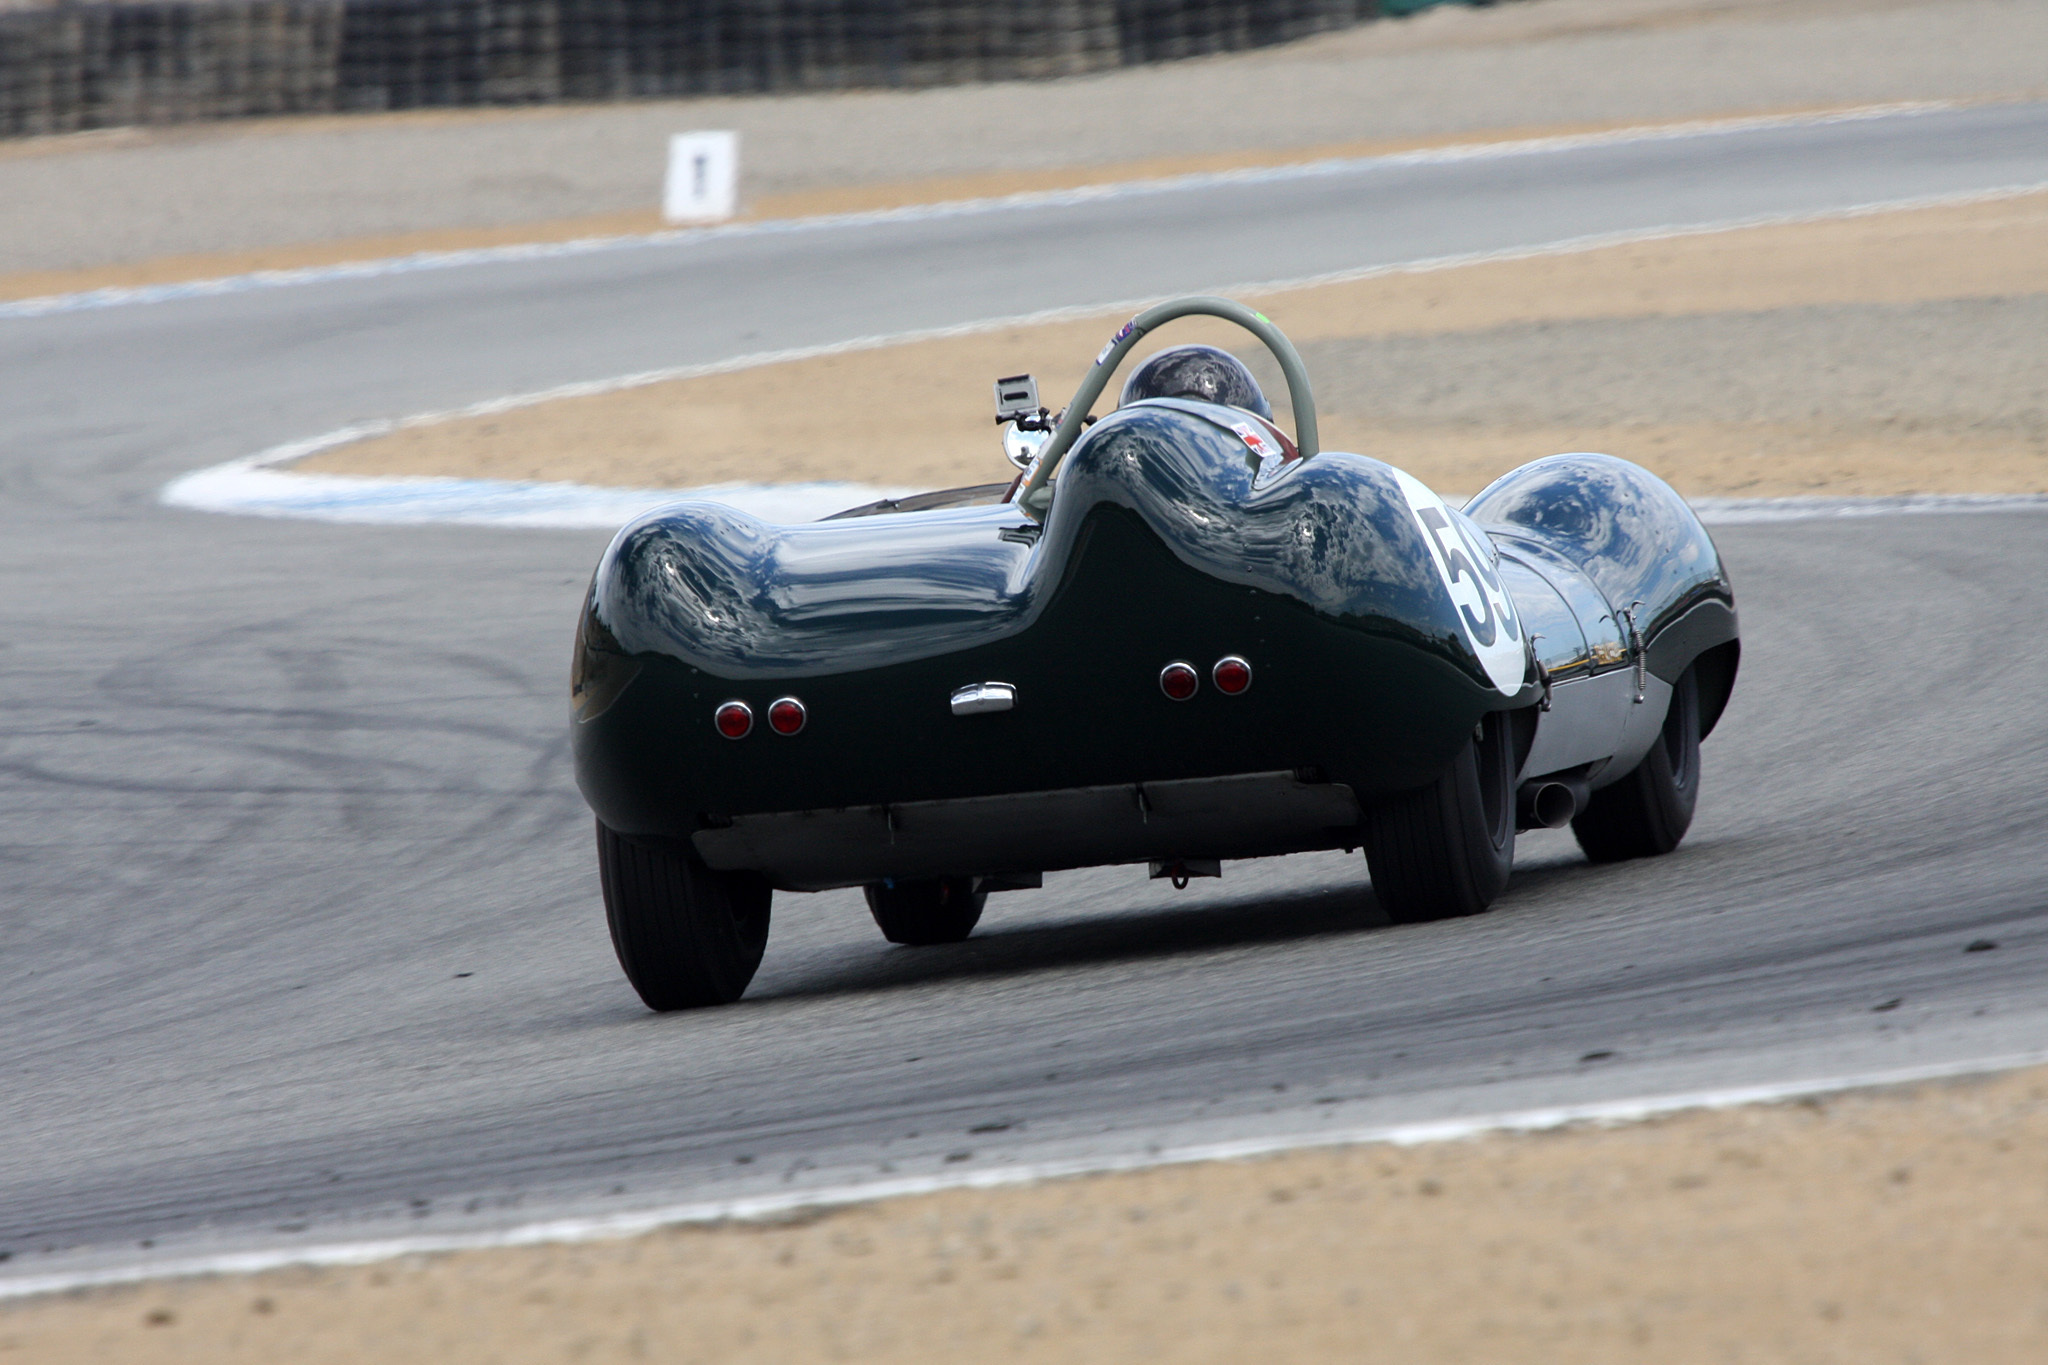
[{"left": 573, "top": 400, "right": 1736, "bottom": 891}]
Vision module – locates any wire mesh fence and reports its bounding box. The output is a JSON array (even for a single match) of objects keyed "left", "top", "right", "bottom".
[{"left": 1, "top": 0, "right": 1395, "bottom": 134}]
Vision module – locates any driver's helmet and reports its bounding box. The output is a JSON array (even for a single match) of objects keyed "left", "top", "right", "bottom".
[{"left": 1119, "top": 344, "right": 1272, "bottom": 420}]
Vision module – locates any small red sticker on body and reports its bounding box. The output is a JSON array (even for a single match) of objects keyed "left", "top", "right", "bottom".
[{"left": 1095, "top": 320, "right": 1138, "bottom": 366}]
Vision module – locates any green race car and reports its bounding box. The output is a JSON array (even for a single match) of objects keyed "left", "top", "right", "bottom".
[{"left": 572, "top": 297, "right": 1739, "bottom": 1009}]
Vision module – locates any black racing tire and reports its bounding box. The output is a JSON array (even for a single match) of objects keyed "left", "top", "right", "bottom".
[
  {"left": 1364, "top": 710, "right": 1517, "bottom": 923},
  {"left": 864, "top": 877, "right": 986, "bottom": 945},
  {"left": 1572, "top": 663, "right": 1702, "bottom": 863},
  {"left": 596, "top": 821, "right": 772, "bottom": 1010}
]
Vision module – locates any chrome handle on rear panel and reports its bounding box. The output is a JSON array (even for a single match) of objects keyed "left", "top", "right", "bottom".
[{"left": 950, "top": 682, "right": 1016, "bottom": 716}]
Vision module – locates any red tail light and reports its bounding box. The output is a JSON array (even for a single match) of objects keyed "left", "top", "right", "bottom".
[
  {"left": 767, "top": 697, "right": 807, "bottom": 735},
  {"left": 1212, "top": 655, "right": 1252, "bottom": 695},
  {"left": 714, "top": 700, "right": 753, "bottom": 739},
  {"left": 1159, "top": 661, "right": 1199, "bottom": 701}
]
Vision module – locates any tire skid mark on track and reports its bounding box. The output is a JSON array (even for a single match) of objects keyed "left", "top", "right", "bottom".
[
  {"left": 6, "top": 1049, "right": 2044, "bottom": 1302},
  {"left": 15, "top": 98, "right": 2042, "bottom": 1313}
]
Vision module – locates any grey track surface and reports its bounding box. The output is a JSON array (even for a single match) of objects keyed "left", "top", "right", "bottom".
[
  {"left": 2, "top": 102, "right": 2046, "bottom": 1280},
  {"left": 5, "top": 0, "right": 2047, "bottom": 271}
]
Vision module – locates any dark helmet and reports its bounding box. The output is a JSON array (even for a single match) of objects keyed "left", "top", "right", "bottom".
[{"left": 1118, "top": 344, "right": 1272, "bottom": 420}]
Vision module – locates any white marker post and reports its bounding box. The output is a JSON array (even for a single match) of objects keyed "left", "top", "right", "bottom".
[{"left": 663, "top": 131, "right": 740, "bottom": 224}]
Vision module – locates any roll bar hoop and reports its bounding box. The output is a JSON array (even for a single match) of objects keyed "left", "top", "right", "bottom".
[{"left": 1016, "top": 295, "right": 1319, "bottom": 513}]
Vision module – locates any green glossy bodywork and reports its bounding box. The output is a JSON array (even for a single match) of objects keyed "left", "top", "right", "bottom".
[
  {"left": 572, "top": 401, "right": 1737, "bottom": 879},
  {"left": 574, "top": 402, "right": 1531, "bottom": 841}
]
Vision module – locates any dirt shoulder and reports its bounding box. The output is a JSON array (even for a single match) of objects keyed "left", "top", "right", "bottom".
[
  {"left": 3, "top": 0, "right": 2043, "bottom": 278},
  {"left": 9, "top": 1062, "right": 2048, "bottom": 1363},
  {"left": 302, "top": 192, "right": 2048, "bottom": 500}
]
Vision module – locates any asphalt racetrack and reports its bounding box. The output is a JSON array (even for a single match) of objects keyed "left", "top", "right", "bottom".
[{"left": 3, "top": 101, "right": 2046, "bottom": 1279}]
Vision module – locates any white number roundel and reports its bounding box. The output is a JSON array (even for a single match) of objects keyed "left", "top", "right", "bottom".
[{"left": 1391, "top": 468, "right": 1525, "bottom": 695}]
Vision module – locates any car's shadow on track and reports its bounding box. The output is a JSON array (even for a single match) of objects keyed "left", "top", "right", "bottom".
[
  {"left": 744, "top": 845, "right": 1623, "bottom": 1006},
  {"left": 745, "top": 881, "right": 1397, "bottom": 1002}
]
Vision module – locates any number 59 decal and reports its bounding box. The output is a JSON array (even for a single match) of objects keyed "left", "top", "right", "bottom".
[{"left": 1391, "top": 469, "right": 1525, "bottom": 695}]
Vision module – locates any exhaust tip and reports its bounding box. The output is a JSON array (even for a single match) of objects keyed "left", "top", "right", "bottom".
[{"left": 1517, "top": 780, "right": 1579, "bottom": 830}]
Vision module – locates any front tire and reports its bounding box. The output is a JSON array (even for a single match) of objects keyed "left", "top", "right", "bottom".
[
  {"left": 597, "top": 821, "right": 771, "bottom": 1010},
  {"left": 1572, "top": 663, "right": 1702, "bottom": 863},
  {"left": 1365, "top": 711, "right": 1517, "bottom": 923},
  {"left": 865, "top": 877, "right": 986, "bottom": 945}
]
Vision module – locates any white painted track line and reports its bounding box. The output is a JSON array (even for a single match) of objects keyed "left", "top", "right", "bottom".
[
  {"left": 1691, "top": 493, "right": 2048, "bottom": 523},
  {"left": 159, "top": 176, "right": 2048, "bottom": 531},
  {"left": 2, "top": 101, "right": 1970, "bottom": 324},
  {"left": 4, "top": 1049, "right": 2042, "bottom": 1302}
]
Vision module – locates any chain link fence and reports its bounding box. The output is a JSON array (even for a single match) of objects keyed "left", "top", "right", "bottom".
[{"left": 0, "top": 0, "right": 1402, "bottom": 135}]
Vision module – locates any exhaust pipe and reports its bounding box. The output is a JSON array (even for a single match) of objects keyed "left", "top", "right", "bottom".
[{"left": 1516, "top": 779, "right": 1585, "bottom": 831}]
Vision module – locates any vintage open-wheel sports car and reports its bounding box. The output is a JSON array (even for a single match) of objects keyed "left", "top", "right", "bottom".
[{"left": 571, "top": 296, "right": 1740, "bottom": 1010}]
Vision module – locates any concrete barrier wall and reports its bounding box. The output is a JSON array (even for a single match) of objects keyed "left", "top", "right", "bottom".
[{"left": 0, "top": 0, "right": 1389, "bottom": 134}]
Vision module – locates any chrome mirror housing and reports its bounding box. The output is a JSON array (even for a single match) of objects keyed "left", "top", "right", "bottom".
[{"left": 1003, "top": 423, "right": 1049, "bottom": 470}]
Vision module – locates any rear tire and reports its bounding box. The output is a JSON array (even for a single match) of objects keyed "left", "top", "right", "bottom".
[
  {"left": 1572, "top": 664, "right": 1702, "bottom": 863},
  {"left": 1365, "top": 711, "right": 1517, "bottom": 923},
  {"left": 865, "top": 877, "right": 986, "bottom": 945},
  {"left": 597, "top": 821, "right": 772, "bottom": 1010}
]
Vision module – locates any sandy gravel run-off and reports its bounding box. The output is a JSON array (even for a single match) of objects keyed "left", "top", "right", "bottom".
[
  {"left": 7, "top": 1065, "right": 2048, "bottom": 1363},
  {"left": 304, "top": 191, "right": 2048, "bottom": 500}
]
